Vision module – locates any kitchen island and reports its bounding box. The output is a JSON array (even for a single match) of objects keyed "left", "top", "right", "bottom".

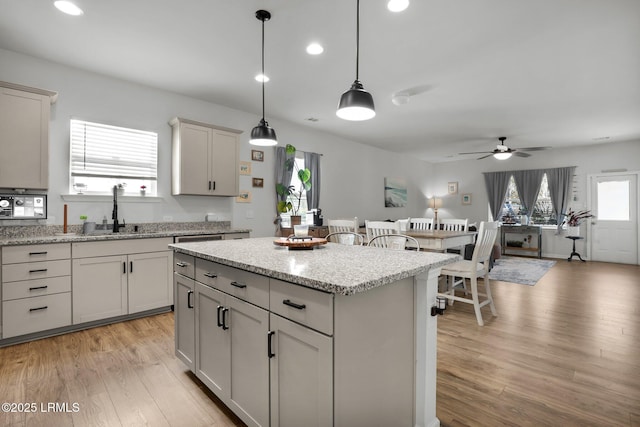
[{"left": 171, "top": 237, "right": 459, "bottom": 427}]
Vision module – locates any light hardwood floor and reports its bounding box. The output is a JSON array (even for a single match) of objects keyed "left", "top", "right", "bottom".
[{"left": 0, "top": 259, "right": 638, "bottom": 427}]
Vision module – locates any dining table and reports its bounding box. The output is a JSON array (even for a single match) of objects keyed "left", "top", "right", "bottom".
[{"left": 403, "top": 229, "right": 477, "bottom": 252}]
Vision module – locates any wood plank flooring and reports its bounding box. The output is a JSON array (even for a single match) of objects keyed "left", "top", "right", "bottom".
[{"left": 0, "top": 259, "right": 638, "bottom": 426}]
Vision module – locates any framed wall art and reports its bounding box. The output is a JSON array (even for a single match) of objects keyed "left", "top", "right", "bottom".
[
  {"left": 448, "top": 181, "right": 458, "bottom": 195},
  {"left": 236, "top": 190, "right": 252, "bottom": 203},
  {"left": 239, "top": 161, "right": 251, "bottom": 175},
  {"left": 252, "top": 177, "right": 264, "bottom": 188},
  {"left": 251, "top": 149, "right": 264, "bottom": 162},
  {"left": 462, "top": 193, "right": 472, "bottom": 205}
]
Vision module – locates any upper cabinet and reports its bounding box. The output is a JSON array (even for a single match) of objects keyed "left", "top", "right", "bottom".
[
  {"left": 170, "top": 117, "right": 241, "bottom": 196},
  {"left": 0, "top": 81, "right": 57, "bottom": 190}
]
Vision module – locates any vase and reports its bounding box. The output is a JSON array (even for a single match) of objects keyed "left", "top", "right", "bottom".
[
  {"left": 140, "top": 189, "right": 146, "bottom": 196},
  {"left": 290, "top": 215, "right": 302, "bottom": 226},
  {"left": 567, "top": 226, "right": 580, "bottom": 237}
]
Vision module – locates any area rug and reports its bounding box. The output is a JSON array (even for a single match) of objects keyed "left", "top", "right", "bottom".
[{"left": 488, "top": 256, "right": 556, "bottom": 286}]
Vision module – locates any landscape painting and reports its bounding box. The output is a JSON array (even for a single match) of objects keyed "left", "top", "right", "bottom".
[{"left": 384, "top": 177, "right": 407, "bottom": 207}]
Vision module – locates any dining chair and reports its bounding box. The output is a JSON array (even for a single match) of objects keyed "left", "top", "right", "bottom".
[
  {"left": 328, "top": 217, "right": 358, "bottom": 233},
  {"left": 396, "top": 218, "right": 410, "bottom": 232},
  {"left": 409, "top": 217, "right": 434, "bottom": 231},
  {"left": 365, "top": 220, "right": 400, "bottom": 242},
  {"left": 325, "top": 231, "right": 365, "bottom": 246},
  {"left": 368, "top": 234, "right": 420, "bottom": 251},
  {"left": 438, "top": 218, "right": 469, "bottom": 231},
  {"left": 437, "top": 221, "right": 499, "bottom": 326}
]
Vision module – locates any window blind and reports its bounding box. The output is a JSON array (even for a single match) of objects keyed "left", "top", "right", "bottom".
[{"left": 70, "top": 119, "right": 158, "bottom": 180}]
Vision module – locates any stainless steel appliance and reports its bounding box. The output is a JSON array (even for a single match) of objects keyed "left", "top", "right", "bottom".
[{"left": 174, "top": 234, "right": 224, "bottom": 243}]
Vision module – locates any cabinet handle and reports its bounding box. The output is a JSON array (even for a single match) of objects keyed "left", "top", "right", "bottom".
[
  {"left": 208, "top": 181, "right": 212, "bottom": 190},
  {"left": 130, "top": 261, "right": 133, "bottom": 273},
  {"left": 123, "top": 262, "right": 126, "bottom": 274},
  {"left": 29, "top": 306, "right": 48, "bottom": 312},
  {"left": 204, "top": 272, "right": 217, "bottom": 278},
  {"left": 176, "top": 262, "right": 188, "bottom": 267},
  {"left": 217, "top": 305, "right": 224, "bottom": 327},
  {"left": 213, "top": 181, "right": 216, "bottom": 191},
  {"left": 28, "top": 268, "right": 48, "bottom": 273},
  {"left": 221, "top": 307, "right": 229, "bottom": 330},
  {"left": 267, "top": 331, "right": 275, "bottom": 358},
  {"left": 187, "top": 290, "right": 194, "bottom": 309},
  {"left": 29, "top": 285, "right": 48, "bottom": 291},
  {"left": 283, "top": 299, "right": 306, "bottom": 310},
  {"left": 29, "top": 251, "right": 48, "bottom": 255},
  {"left": 230, "top": 281, "right": 246, "bottom": 289}
]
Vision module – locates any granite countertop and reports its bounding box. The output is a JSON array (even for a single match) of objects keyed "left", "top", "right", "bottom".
[
  {"left": 170, "top": 237, "right": 460, "bottom": 296},
  {"left": 0, "top": 222, "right": 250, "bottom": 246}
]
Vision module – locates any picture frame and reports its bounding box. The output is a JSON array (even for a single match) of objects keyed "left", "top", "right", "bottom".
[
  {"left": 236, "top": 190, "right": 252, "bottom": 203},
  {"left": 448, "top": 181, "right": 458, "bottom": 195},
  {"left": 239, "top": 161, "right": 251, "bottom": 175},
  {"left": 251, "top": 149, "right": 264, "bottom": 162},
  {"left": 252, "top": 177, "right": 264, "bottom": 188},
  {"left": 462, "top": 193, "right": 472, "bottom": 205}
]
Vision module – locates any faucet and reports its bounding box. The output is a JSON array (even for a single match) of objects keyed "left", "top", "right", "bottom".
[{"left": 112, "top": 185, "right": 125, "bottom": 232}]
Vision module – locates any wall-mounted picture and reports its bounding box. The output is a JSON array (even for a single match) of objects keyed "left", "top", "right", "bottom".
[
  {"left": 448, "top": 181, "right": 458, "bottom": 195},
  {"left": 462, "top": 193, "right": 472, "bottom": 205},
  {"left": 236, "top": 190, "right": 252, "bottom": 203},
  {"left": 239, "top": 161, "right": 251, "bottom": 175},
  {"left": 252, "top": 177, "right": 264, "bottom": 188},
  {"left": 384, "top": 177, "right": 407, "bottom": 207},
  {"left": 251, "top": 149, "right": 264, "bottom": 162}
]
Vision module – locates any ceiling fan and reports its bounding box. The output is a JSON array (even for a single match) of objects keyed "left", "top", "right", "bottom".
[
  {"left": 391, "top": 84, "right": 433, "bottom": 105},
  {"left": 459, "top": 137, "right": 550, "bottom": 160}
]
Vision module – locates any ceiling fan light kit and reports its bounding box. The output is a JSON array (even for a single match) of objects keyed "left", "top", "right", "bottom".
[
  {"left": 250, "top": 9, "right": 278, "bottom": 146},
  {"left": 337, "top": 0, "right": 375, "bottom": 121},
  {"left": 493, "top": 151, "right": 512, "bottom": 160},
  {"left": 391, "top": 93, "right": 410, "bottom": 106}
]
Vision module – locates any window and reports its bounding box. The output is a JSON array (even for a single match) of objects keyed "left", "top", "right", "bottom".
[
  {"left": 69, "top": 119, "right": 158, "bottom": 195},
  {"left": 500, "top": 174, "right": 557, "bottom": 225},
  {"left": 281, "top": 156, "right": 309, "bottom": 226}
]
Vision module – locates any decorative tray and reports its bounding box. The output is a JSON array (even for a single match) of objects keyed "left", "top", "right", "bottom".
[{"left": 273, "top": 237, "right": 327, "bottom": 250}]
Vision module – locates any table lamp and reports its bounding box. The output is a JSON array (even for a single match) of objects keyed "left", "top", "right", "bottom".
[{"left": 429, "top": 198, "right": 443, "bottom": 223}]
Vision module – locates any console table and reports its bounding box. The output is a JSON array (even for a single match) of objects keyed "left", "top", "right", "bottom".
[{"left": 501, "top": 224, "right": 542, "bottom": 258}]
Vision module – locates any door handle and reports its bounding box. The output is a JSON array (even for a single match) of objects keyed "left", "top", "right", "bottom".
[
  {"left": 221, "top": 307, "right": 229, "bottom": 330},
  {"left": 130, "top": 261, "right": 133, "bottom": 273},
  {"left": 267, "top": 331, "right": 275, "bottom": 358},
  {"left": 187, "top": 290, "right": 194, "bottom": 309},
  {"left": 217, "top": 305, "right": 224, "bottom": 327}
]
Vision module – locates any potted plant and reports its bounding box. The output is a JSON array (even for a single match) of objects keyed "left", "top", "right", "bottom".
[
  {"left": 140, "top": 185, "right": 147, "bottom": 196},
  {"left": 276, "top": 144, "right": 311, "bottom": 226},
  {"left": 562, "top": 208, "right": 594, "bottom": 236}
]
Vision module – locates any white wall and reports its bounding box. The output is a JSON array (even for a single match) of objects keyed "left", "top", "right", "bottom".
[{"left": 0, "top": 48, "right": 432, "bottom": 237}]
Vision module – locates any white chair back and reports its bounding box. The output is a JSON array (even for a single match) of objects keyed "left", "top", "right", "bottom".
[
  {"left": 409, "top": 217, "right": 434, "bottom": 231},
  {"left": 439, "top": 218, "right": 469, "bottom": 231},
  {"left": 325, "top": 231, "right": 365, "bottom": 246},
  {"left": 328, "top": 217, "right": 358, "bottom": 233},
  {"left": 471, "top": 221, "right": 499, "bottom": 264},
  {"left": 367, "top": 234, "right": 420, "bottom": 251},
  {"left": 396, "top": 218, "right": 409, "bottom": 232},
  {"left": 365, "top": 220, "right": 400, "bottom": 244}
]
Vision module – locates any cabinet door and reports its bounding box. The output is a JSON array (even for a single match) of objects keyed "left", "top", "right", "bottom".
[
  {"left": 195, "top": 283, "right": 229, "bottom": 395},
  {"left": 174, "top": 273, "right": 195, "bottom": 371},
  {"left": 227, "top": 296, "right": 269, "bottom": 427},
  {"left": 270, "top": 314, "right": 333, "bottom": 427},
  {"left": 72, "top": 255, "right": 127, "bottom": 324},
  {"left": 210, "top": 129, "right": 239, "bottom": 196},
  {"left": 128, "top": 251, "right": 172, "bottom": 313},
  {"left": 0, "top": 87, "right": 49, "bottom": 189},
  {"left": 177, "top": 122, "right": 211, "bottom": 195}
]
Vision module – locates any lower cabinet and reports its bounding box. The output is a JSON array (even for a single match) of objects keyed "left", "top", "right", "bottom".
[{"left": 174, "top": 272, "right": 195, "bottom": 371}]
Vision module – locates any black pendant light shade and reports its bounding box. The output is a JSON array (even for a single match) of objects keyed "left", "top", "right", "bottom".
[
  {"left": 336, "top": 0, "right": 375, "bottom": 121},
  {"left": 250, "top": 10, "right": 277, "bottom": 146}
]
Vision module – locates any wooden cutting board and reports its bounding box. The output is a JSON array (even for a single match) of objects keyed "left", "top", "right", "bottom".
[{"left": 273, "top": 237, "right": 327, "bottom": 250}]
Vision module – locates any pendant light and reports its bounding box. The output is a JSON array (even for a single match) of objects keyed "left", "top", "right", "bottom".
[
  {"left": 250, "top": 10, "right": 278, "bottom": 146},
  {"left": 337, "top": 0, "right": 375, "bottom": 121}
]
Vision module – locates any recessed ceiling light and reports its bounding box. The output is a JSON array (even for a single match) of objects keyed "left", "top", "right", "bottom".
[
  {"left": 387, "top": 0, "right": 409, "bottom": 12},
  {"left": 306, "top": 43, "right": 324, "bottom": 55},
  {"left": 255, "top": 74, "right": 269, "bottom": 83},
  {"left": 54, "top": 0, "right": 84, "bottom": 16}
]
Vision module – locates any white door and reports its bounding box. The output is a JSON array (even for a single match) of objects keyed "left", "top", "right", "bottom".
[{"left": 588, "top": 173, "right": 638, "bottom": 264}]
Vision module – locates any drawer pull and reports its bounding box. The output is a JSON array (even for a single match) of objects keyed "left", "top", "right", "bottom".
[
  {"left": 230, "top": 281, "right": 247, "bottom": 289},
  {"left": 29, "top": 285, "right": 48, "bottom": 291},
  {"left": 176, "top": 262, "right": 188, "bottom": 267},
  {"left": 204, "top": 272, "right": 217, "bottom": 278},
  {"left": 283, "top": 299, "right": 306, "bottom": 310},
  {"left": 123, "top": 262, "right": 127, "bottom": 274},
  {"left": 187, "top": 290, "right": 194, "bottom": 309},
  {"left": 221, "top": 307, "right": 229, "bottom": 330},
  {"left": 267, "top": 331, "right": 275, "bottom": 358},
  {"left": 217, "top": 305, "right": 224, "bottom": 327},
  {"left": 130, "top": 261, "right": 133, "bottom": 273},
  {"left": 29, "top": 306, "right": 48, "bottom": 312},
  {"left": 29, "top": 268, "right": 48, "bottom": 273},
  {"left": 29, "top": 251, "right": 48, "bottom": 255}
]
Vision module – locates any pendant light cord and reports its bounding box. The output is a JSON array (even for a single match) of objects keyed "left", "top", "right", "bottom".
[
  {"left": 261, "top": 18, "right": 266, "bottom": 121},
  {"left": 355, "top": 0, "right": 360, "bottom": 81}
]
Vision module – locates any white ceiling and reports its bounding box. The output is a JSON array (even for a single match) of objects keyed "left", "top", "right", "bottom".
[{"left": 2, "top": 0, "right": 639, "bottom": 163}]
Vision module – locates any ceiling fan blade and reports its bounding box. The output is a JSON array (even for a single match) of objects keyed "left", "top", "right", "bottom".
[
  {"left": 513, "top": 151, "right": 531, "bottom": 157},
  {"left": 518, "top": 146, "right": 552, "bottom": 151},
  {"left": 477, "top": 154, "right": 493, "bottom": 160},
  {"left": 459, "top": 151, "right": 492, "bottom": 155}
]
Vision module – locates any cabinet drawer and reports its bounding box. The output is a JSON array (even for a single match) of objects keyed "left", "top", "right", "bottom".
[
  {"left": 2, "top": 243, "right": 71, "bottom": 264},
  {"left": 270, "top": 279, "right": 333, "bottom": 335},
  {"left": 217, "top": 264, "right": 269, "bottom": 309},
  {"left": 174, "top": 252, "right": 195, "bottom": 279},
  {"left": 2, "top": 276, "right": 71, "bottom": 301},
  {"left": 2, "top": 259, "right": 70, "bottom": 283},
  {"left": 195, "top": 258, "right": 223, "bottom": 288},
  {"left": 72, "top": 237, "right": 173, "bottom": 258},
  {"left": 2, "top": 292, "right": 72, "bottom": 338}
]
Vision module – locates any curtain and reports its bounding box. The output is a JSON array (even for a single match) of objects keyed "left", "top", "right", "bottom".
[
  {"left": 274, "top": 146, "right": 294, "bottom": 233},
  {"left": 513, "top": 169, "right": 545, "bottom": 217},
  {"left": 304, "top": 151, "right": 321, "bottom": 210},
  {"left": 483, "top": 171, "right": 512, "bottom": 221},
  {"left": 546, "top": 166, "right": 576, "bottom": 233}
]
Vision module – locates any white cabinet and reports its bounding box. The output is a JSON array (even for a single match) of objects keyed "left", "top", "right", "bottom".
[
  {"left": 0, "top": 82, "right": 56, "bottom": 190},
  {"left": 1, "top": 243, "right": 71, "bottom": 338},
  {"left": 170, "top": 117, "right": 241, "bottom": 196},
  {"left": 72, "top": 238, "right": 172, "bottom": 324},
  {"left": 174, "top": 252, "right": 195, "bottom": 371}
]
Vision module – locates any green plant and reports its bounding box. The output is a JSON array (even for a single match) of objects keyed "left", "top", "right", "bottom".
[{"left": 276, "top": 144, "right": 311, "bottom": 216}]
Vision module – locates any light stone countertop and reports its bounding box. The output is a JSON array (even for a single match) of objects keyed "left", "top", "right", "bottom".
[{"left": 170, "top": 237, "right": 461, "bottom": 296}]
